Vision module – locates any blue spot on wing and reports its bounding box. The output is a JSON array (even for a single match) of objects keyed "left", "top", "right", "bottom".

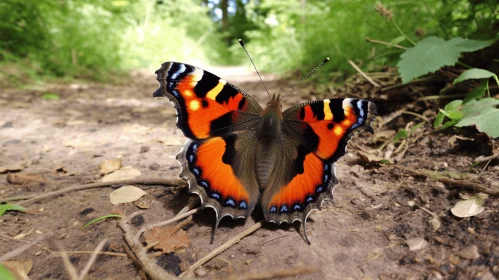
[
  {"left": 225, "top": 198, "right": 235, "bottom": 207},
  {"left": 280, "top": 205, "right": 288, "bottom": 213},
  {"left": 211, "top": 193, "right": 220, "bottom": 199},
  {"left": 270, "top": 206, "right": 277, "bottom": 213},
  {"left": 239, "top": 200, "right": 247, "bottom": 209}
]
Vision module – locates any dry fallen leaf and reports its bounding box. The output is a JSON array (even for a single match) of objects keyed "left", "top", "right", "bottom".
[
  {"left": 144, "top": 225, "right": 190, "bottom": 254},
  {"left": 101, "top": 166, "right": 141, "bottom": 182},
  {"left": 0, "top": 163, "right": 25, "bottom": 174},
  {"left": 451, "top": 193, "right": 488, "bottom": 218},
  {"left": 7, "top": 173, "right": 46, "bottom": 185},
  {"left": 406, "top": 237, "right": 428, "bottom": 251},
  {"left": 430, "top": 217, "right": 441, "bottom": 231},
  {"left": 110, "top": 185, "right": 147, "bottom": 205},
  {"left": 3, "top": 260, "right": 33, "bottom": 280},
  {"left": 99, "top": 158, "right": 122, "bottom": 175}
]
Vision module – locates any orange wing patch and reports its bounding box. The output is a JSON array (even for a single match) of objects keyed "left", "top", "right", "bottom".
[
  {"left": 311, "top": 105, "right": 358, "bottom": 159},
  {"left": 267, "top": 153, "right": 332, "bottom": 214},
  {"left": 185, "top": 137, "right": 250, "bottom": 210}
]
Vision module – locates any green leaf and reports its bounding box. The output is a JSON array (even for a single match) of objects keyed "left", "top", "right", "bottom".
[
  {"left": 0, "top": 204, "right": 26, "bottom": 216},
  {"left": 397, "top": 37, "right": 494, "bottom": 83},
  {"left": 456, "top": 98, "right": 499, "bottom": 138},
  {"left": 444, "top": 100, "right": 463, "bottom": 112},
  {"left": 390, "top": 36, "right": 405, "bottom": 46},
  {"left": 454, "top": 68, "right": 498, "bottom": 85},
  {"left": 434, "top": 111, "right": 445, "bottom": 128},
  {"left": 0, "top": 265, "right": 17, "bottom": 280},
  {"left": 394, "top": 129, "right": 408, "bottom": 141},
  {"left": 41, "top": 93, "right": 60, "bottom": 100},
  {"left": 82, "top": 214, "right": 122, "bottom": 229},
  {"left": 463, "top": 80, "right": 487, "bottom": 103}
]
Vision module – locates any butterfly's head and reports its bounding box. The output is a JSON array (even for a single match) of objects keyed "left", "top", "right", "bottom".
[{"left": 266, "top": 94, "right": 282, "bottom": 109}]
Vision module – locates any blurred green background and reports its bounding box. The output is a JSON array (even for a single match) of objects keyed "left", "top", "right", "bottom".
[{"left": 1, "top": 0, "right": 497, "bottom": 83}]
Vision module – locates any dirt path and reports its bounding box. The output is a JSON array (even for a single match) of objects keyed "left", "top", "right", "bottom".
[{"left": 0, "top": 67, "right": 498, "bottom": 279}]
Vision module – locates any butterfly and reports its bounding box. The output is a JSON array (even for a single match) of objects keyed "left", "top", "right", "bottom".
[{"left": 153, "top": 62, "right": 376, "bottom": 243}]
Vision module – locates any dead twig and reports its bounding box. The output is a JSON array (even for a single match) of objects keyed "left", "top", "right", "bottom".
[
  {"left": 122, "top": 244, "right": 148, "bottom": 280},
  {"left": 0, "top": 235, "right": 45, "bottom": 262},
  {"left": 3, "top": 177, "right": 186, "bottom": 205},
  {"left": 119, "top": 212, "right": 178, "bottom": 280},
  {"left": 347, "top": 60, "right": 380, "bottom": 87},
  {"left": 57, "top": 239, "right": 109, "bottom": 280},
  {"left": 58, "top": 243, "right": 79, "bottom": 280},
  {"left": 179, "top": 221, "right": 263, "bottom": 278},
  {"left": 135, "top": 207, "right": 201, "bottom": 240},
  {"left": 225, "top": 265, "right": 320, "bottom": 280},
  {"left": 394, "top": 166, "right": 499, "bottom": 196},
  {"left": 78, "top": 238, "right": 108, "bottom": 280}
]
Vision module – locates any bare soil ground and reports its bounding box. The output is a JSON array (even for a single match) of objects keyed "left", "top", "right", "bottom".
[{"left": 0, "top": 67, "right": 498, "bottom": 280}]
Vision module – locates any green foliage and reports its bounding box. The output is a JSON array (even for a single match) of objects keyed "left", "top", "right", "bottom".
[
  {"left": 0, "top": 265, "right": 16, "bottom": 280},
  {"left": 456, "top": 98, "right": 499, "bottom": 138},
  {"left": 397, "top": 37, "right": 493, "bottom": 83},
  {"left": 434, "top": 100, "right": 464, "bottom": 129},
  {"left": 82, "top": 214, "right": 122, "bottom": 229},
  {"left": 41, "top": 93, "right": 60, "bottom": 101},
  {"left": 453, "top": 68, "right": 499, "bottom": 85},
  {"left": 0, "top": 0, "right": 227, "bottom": 81},
  {"left": 0, "top": 203, "right": 25, "bottom": 216}
]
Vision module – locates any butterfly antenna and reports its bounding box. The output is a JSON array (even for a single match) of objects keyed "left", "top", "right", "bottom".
[
  {"left": 280, "top": 57, "right": 330, "bottom": 101},
  {"left": 239, "top": 39, "right": 271, "bottom": 99}
]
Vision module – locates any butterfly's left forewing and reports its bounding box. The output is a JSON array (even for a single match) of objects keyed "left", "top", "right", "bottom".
[
  {"left": 261, "top": 98, "right": 376, "bottom": 238},
  {"left": 154, "top": 62, "right": 262, "bottom": 227}
]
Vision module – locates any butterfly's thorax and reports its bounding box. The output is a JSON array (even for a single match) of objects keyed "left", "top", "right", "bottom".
[{"left": 255, "top": 100, "right": 283, "bottom": 188}]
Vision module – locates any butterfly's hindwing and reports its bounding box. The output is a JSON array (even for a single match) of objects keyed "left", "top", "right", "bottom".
[{"left": 177, "top": 132, "right": 260, "bottom": 220}]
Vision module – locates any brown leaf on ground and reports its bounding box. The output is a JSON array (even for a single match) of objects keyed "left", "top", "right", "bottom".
[
  {"left": 3, "top": 260, "right": 33, "bottom": 279},
  {"left": 109, "top": 185, "right": 147, "bottom": 205},
  {"left": 101, "top": 166, "right": 141, "bottom": 182},
  {"left": 7, "top": 173, "right": 46, "bottom": 185},
  {"left": 144, "top": 225, "right": 190, "bottom": 254},
  {"left": 0, "top": 162, "right": 26, "bottom": 174},
  {"left": 99, "top": 158, "right": 123, "bottom": 175}
]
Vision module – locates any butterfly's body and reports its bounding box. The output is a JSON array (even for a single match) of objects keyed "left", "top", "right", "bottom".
[{"left": 154, "top": 62, "right": 376, "bottom": 243}]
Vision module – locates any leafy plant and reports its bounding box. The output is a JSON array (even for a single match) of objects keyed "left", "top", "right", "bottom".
[
  {"left": 0, "top": 203, "right": 25, "bottom": 216},
  {"left": 397, "top": 37, "right": 494, "bottom": 84}
]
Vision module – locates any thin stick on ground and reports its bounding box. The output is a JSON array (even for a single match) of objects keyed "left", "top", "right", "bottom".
[
  {"left": 78, "top": 238, "right": 108, "bottom": 280},
  {"left": 347, "top": 60, "right": 380, "bottom": 87},
  {"left": 58, "top": 243, "right": 79, "bottom": 280},
  {"left": 122, "top": 244, "right": 148, "bottom": 280},
  {"left": 0, "top": 235, "right": 45, "bottom": 262},
  {"left": 394, "top": 166, "right": 499, "bottom": 196},
  {"left": 119, "top": 213, "right": 178, "bottom": 280},
  {"left": 3, "top": 177, "right": 186, "bottom": 205},
  {"left": 179, "top": 221, "right": 263, "bottom": 278},
  {"left": 225, "top": 265, "right": 320, "bottom": 280},
  {"left": 135, "top": 207, "right": 201, "bottom": 240}
]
